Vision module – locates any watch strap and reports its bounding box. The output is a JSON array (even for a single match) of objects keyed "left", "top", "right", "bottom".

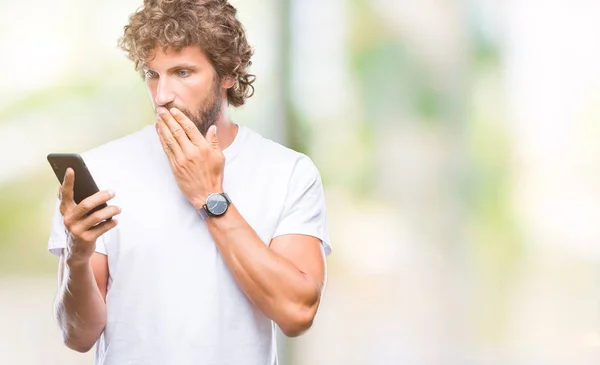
[
  {"left": 198, "top": 206, "right": 209, "bottom": 220},
  {"left": 222, "top": 192, "right": 231, "bottom": 204}
]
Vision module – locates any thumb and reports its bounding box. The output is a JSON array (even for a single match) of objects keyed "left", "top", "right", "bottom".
[
  {"left": 208, "top": 125, "right": 220, "bottom": 150},
  {"left": 61, "top": 168, "right": 75, "bottom": 202}
]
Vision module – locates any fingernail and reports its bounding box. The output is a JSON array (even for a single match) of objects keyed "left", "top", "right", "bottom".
[
  {"left": 157, "top": 107, "right": 166, "bottom": 115},
  {"left": 108, "top": 190, "right": 115, "bottom": 197},
  {"left": 170, "top": 108, "right": 177, "bottom": 115}
]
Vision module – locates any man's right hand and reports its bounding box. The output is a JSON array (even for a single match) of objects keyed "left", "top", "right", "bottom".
[{"left": 59, "top": 168, "right": 120, "bottom": 265}]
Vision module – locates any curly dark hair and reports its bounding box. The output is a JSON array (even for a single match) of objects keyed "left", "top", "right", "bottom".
[{"left": 118, "top": 0, "right": 255, "bottom": 107}]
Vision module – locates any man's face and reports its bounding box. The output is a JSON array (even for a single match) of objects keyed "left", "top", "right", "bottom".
[{"left": 143, "top": 45, "right": 222, "bottom": 136}]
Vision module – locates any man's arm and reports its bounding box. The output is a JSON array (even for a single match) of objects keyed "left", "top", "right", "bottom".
[
  {"left": 52, "top": 167, "right": 119, "bottom": 352},
  {"left": 206, "top": 204, "right": 325, "bottom": 337},
  {"left": 54, "top": 252, "right": 109, "bottom": 352},
  {"left": 154, "top": 108, "right": 327, "bottom": 336}
]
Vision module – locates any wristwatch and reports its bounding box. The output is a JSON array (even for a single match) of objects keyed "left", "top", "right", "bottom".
[{"left": 198, "top": 192, "right": 231, "bottom": 220}]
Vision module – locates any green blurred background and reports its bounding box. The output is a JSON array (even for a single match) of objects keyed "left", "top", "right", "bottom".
[{"left": 2, "top": 0, "right": 600, "bottom": 364}]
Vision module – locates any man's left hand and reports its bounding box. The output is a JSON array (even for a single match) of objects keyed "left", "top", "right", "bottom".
[{"left": 156, "top": 107, "right": 225, "bottom": 209}]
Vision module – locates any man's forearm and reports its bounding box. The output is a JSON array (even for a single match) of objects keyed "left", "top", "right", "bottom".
[
  {"left": 54, "top": 255, "right": 106, "bottom": 352},
  {"left": 206, "top": 204, "right": 321, "bottom": 336}
]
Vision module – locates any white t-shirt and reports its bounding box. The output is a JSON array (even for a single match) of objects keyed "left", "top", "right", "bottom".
[{"left": 47, "top": 123, "right": 331, "bottom": 365}]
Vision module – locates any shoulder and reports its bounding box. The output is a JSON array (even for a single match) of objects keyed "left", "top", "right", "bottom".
[{"left": 241, "top": 126, "right": 321, "bottom": 178}]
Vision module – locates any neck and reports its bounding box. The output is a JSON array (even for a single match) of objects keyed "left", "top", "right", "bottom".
[{"left": 214, "top": 99, "right": 238, "bottom": 151}]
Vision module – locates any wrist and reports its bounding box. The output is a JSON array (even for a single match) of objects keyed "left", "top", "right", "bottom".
[
  {"left": 65, "top": 254, "right": 91, "bottom": 270},
  {"left": 192, "top": 198, "right": 206, "bottom": 210},
  {"left": 192, "top": 188, "right": 224, "bottom": 210},
  {"left": 196, "top": 192, "right": 231, "bottom": 220},
  {"left": 64, "top": 244, "right": 93, "bottom": 268}
]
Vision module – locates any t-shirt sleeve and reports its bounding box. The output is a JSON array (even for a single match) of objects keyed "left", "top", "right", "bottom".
[
  {"left": 47, "top": 198, "right": 107, "bottom": 257},
  {"left": 272, "top": 155, "right": 332, "bottom": 256}
]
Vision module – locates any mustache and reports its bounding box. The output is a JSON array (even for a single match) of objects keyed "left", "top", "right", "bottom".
[
  {"left": 157, "top": 103, "right": 213, "bottom": 136},
  {"left": 162, "top": 103, "right": 187, "bottom": 115}
]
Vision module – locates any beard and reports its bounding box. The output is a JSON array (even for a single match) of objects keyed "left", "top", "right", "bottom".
[{"left": 164, "top": 78, "right": 222, "bottom": 137}]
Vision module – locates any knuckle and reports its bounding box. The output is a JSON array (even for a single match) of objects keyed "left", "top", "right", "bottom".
[
  {"left": 78, "top": 200, "right": 91, "bottom": 211},
  {"left": 186, "top": 154, "right": 197, "bottom": 163},
  {"left": 63, "top": 216, "right": 73, "bottom": 229},
  {"left": 90, "top": 211, "right": 103, "bottom": 223},
  {"left": 175, "top": 156, "right": 187, "bottom": 166},
  {"left": 104, "top": 191, "right": 113, "bottom": 201}
]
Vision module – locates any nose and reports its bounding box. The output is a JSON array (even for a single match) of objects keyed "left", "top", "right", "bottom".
[{"left": 155, "top": 78, "right": 175, "bottom": 107}]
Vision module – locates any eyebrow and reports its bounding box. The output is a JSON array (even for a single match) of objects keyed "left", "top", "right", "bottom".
[{"left": 143, "top": 64, "right": 199, "bottom": 73}]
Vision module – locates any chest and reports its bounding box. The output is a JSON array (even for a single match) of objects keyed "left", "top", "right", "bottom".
[{"left": 99, "top": 156, "right": 288, "bottom": 273}]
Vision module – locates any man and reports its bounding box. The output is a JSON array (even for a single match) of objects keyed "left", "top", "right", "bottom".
[{"left": 47, "top": 0, "right": 331, "bottom": 364}]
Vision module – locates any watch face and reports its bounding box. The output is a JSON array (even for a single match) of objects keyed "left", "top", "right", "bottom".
[{"left": 206, "top": 193, "right": 228, "bottom": 216}]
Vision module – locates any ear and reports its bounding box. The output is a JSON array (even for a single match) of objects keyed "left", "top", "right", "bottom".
[{"left": 221, "top": 75, "right": 236, "bottom": 89}]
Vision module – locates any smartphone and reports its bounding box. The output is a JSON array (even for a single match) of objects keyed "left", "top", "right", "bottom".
[{"left": 47, "top": 153, "right": 110, "bottom": 218}]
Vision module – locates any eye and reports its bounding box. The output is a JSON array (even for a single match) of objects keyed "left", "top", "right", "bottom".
[
  {"left": 144, "top": 70, "right": 158, "bottom": 80},
  {"left": 177, "top": 70, "right": 190, "bottom": 78}
]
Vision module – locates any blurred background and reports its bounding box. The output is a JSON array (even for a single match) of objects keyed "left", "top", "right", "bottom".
[{"left": 1, "top": 0, "right": 600, "bottom": 364}]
